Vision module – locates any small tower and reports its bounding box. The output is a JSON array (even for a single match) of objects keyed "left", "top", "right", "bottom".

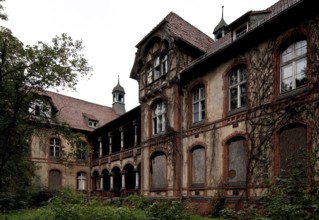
[
  {"left": 112, "top": 76, "right": 126, "bottom": 115},
  {"left": 213, "top": 6, "right": 228, "bottom": 40}
]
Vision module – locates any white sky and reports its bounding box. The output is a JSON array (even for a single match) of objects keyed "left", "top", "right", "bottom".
[{"left": 2, "top": 0, "right": 278, "bottom": 111}]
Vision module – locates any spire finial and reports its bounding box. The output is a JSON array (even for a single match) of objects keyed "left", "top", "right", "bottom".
[
  {"left": 118, "top": 75, "right": 120, "bottom": 84},
  {"left": 222, "top": 5, "right": 224, "bottom": 19}
]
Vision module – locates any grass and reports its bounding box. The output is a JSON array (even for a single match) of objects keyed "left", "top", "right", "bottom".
[
  {"left": 0, "top": 207, "right": 221, "bottom": 220},
  {"left": 0, "top": 207, "right": 52, "bottom": 220}
]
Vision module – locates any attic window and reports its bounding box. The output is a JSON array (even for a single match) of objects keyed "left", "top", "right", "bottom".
[
  {"left": 235, "top": 24, "right": 248, "bottom": 39},
  {"left": 29, "top": 99, "right": 52, "bottom": 118},
  {"left": 88, "top": 119, "right": 98, "bottom": 128}
]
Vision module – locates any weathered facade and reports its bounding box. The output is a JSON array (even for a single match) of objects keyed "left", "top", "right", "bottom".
[
  {"left": 30, "top": 0, "right": 319, "bottom": 215},
  {"left": 29, "top": 90, "right": 119, "bottom": 191},
  {"left": 129, "top": 0, "right": 317, "bottom": 214}
]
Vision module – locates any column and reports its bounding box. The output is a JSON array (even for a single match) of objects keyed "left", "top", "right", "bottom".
[
  {"left": 109, "top": 172, "right": 114, "bottom": 190},
  {"left": 100, "top": 175, "right": 104, "bottom": 191},
  {"left": 120, "top": 127, "right": 124, "bottom": 151},
  {"left": 121, "top": 170, "right": 126, "bottom": 190},
  {"left": 133, "top": 120, "right": 137, "bottom": 147},
  {"left": 108, "top": 132, "right": 112, "bottom": 154},
  {"left": 98, "top": 136, "right": 103, "bottom": 158},
  {"left": 134, "top": 167, "right": 140, "bottom": 190}
]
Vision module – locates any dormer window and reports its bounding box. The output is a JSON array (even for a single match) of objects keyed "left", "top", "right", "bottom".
[
  {"left": 234, "top": 24, "right": 248, "bottom": 40},
  {"left": 88, "top": 119, "right": 98, "bottom": 128},
  {"left": 29, "top": 99, "right": 52, "bottom": 118}
]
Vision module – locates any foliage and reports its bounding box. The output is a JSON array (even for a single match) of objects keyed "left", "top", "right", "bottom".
[
  {"left": 0, "top": 22, "right": 91, "bottom": 204},
  {"left": 125, "top": 194, "right": 150, "bottom": 210},
  {"left": 0, "top": 189, "right": 215, "bottom": 220},
  {"left": 217, "top": 152, "right": 319, "bottom": 220},
  {"left": 48, "top": 188, "right": 146, "bottom": 220},
  {"left": 0, "top": 0, "right": 7, "bottom": 20},
  {"left": 146, "top": 199, "right": 190, "bottom": 220},
  {"left": 259, "top": 157, "right": 319, "bottom": 220}
]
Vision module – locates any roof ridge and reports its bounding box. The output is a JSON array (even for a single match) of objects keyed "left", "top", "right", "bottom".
[{"left": 43, "top": 89, "right": 113, "bottom": 109}]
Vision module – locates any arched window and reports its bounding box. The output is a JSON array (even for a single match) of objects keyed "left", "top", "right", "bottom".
[
  {"left": 150, "top": 152, "right": 166, "bottom": 189},
  {"left": 229, "top": 67, "right": 246, "bottom": 110},
  {"left": 226, "top": 137, "right": 247, "bottom": 187},
  {"left": 145, "top": 40, "right": 169, "bottom": 84},
  {"left": 280, "top": 40, "right": 307, "bottom": 93},
  {"left": 49, "top": 170, "right": 61, "bottom": 190},
  {"left": 77, "top": 172, "right": 86, "bottom": 190},
  {"left": 278, "top": 124, "right": 307, "bottom": 177},
  {"left": 192, "top": 85, "right": 205, "bottom": 124},
  {"left": 152, "top": 101, "right": 166, "bottom": 135},
  {"left": 190, "top": 146, "right": 205, "bottom": 188},
  {"left": 50, "top": 138, "right": 60, "bottom": 160}
]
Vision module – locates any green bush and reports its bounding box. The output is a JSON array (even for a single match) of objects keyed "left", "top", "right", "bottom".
[
  {"left": 48, "top": 188, "right": 146, "bottom": 220},
  {"left": 125, "top": 195, "right": 150, "bottom": 209},
  {"left": 146, "top": 199, "right": 190, "bottom": 220}
]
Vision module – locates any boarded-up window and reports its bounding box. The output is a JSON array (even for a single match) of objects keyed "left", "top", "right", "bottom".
[
  {"left": 279, "top": 124, "right": 306, "bottom": 176},
  {"left": 151, "top": 152, "right": 166, "bottom": 189},
  {"left": 228, "top": 137, "right": 247, "bottom": 186},
  {"left": 191, "top": 146, "right": 205, "bottom": 188},
  {"left": 49, "top": 170, "right": 61, "bottom": 189}
]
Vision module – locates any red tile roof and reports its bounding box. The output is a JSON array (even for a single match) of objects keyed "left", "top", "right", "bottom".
[
  {"left": 165, "top": 12, "right": 214, "bottom": 52},
  {"left": 41, "top": 90, "right": 118, "bottom": 132},
  {"left": 137, "top": 12, "right": 214, "bottom": 53}
]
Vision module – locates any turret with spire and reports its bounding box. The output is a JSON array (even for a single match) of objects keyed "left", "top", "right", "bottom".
[
  {"left": 213, "top": 6, "right": 229, "bottom": 40},
  {"left": 112, "top": 75, "right": 126, "bottom": 115}
]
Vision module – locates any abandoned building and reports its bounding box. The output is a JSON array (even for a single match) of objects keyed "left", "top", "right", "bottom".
[{"left": 29, "top": 0, "right": 319, "bottom": 215}]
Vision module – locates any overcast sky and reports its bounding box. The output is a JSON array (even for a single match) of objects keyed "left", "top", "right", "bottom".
[{"left": 2, "top": 0, "right": 278, "bottom": 111}]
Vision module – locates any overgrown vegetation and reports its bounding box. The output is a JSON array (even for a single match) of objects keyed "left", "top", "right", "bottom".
[
  {"left": 0, "top": 189, "right": 213, "bottom": 220},
  {"left": 216, "top": 151, "right": 319, "bottom": 220}
]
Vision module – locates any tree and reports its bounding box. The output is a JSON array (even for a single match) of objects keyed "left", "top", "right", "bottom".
[
  {"left": 0, "top": 26, "right": 92, "bottom": 195},
  {"left": 0, "top": 0, "right": 7, "bottom": 21}
]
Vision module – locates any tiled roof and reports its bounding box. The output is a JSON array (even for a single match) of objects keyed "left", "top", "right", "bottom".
[
  {"left": 137, "top": 12, "right": 214, "bottom": 53},
  {"left": 41, "top": 90, "right": 118, "bottom": 132},
  {"left": 205, "top": 0, "right": 302, "bottom": 59},
  {"left": 165, "top": 12, "right": 214, "bottom": 52}
]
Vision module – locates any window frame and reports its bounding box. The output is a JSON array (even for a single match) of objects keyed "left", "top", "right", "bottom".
[
  {"left": 152, "top": 101, "right": 166, "bottom": 135},
  {"left": 29, "top": 99, "right": 52, "bottom": 118},
  {"left": 49, "top": 138, "right": 60, "bottom": 160},
  {"left": 225, "top": 136, "right": 248, "bottom": 188},
  {"left": 77, "top": 142, "right": 86, "bottom": 160},
  {"left": 150, "top": 151, "right": 167, "bottom": 190},
  {"left": 280, "top": 40, "right": 307, "bottom": 94},
  {"left": 192, "top": 85, "right": 205, "bottom": 124},
  {"left": 88, "top": 119, "right": 98, "bottom": 128},
  {"left": 275, "top": 123, "right": 308, "bottom": 178},
  {"left": 228, "top": 66, "right": 247, "bottom": 111},
  {"left": 77, "top": 172, "right": 86, "bottom": 191},
  {"left": 190, "top": 146, "right": 206, "bottom": 188},
  {"left": 145, "top": 41, "right": 169, "bottom": 85}
]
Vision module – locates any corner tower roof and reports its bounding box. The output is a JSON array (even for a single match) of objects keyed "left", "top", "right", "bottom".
[{"left": 112, "top": 76, "right": 125, "bottom": 94}]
